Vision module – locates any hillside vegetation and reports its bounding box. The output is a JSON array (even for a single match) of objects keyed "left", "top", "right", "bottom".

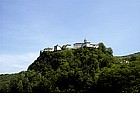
[
  {"left": 0, "top": 43, "right": 140, "bottom": 92},
  {"left": 117, "top": 52, "right": 140, "bottom": 61}
]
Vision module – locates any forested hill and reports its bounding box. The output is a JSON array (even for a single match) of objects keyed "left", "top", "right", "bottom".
[
  {"left": 0, "top": 43, "right": 140, "bottom": 93},
  {"left": 28, "top": 43, "right": 114, "bottom": 73}
]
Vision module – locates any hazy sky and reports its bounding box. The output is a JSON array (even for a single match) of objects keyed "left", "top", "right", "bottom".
[{"left": 0, "top": 0, "right": 140, "bottom": 74}]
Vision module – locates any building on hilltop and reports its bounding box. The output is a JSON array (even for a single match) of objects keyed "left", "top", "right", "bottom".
[
  {"left": 62, "top": 44, "right": 71, "bottom": 50},
  {"left": 74, "top": 39, "right": 99, "bottom": 49},
  {"left": 43, "top": 44, "right": 71, "bottom": 52},
  {"left": 54, "top": 44, "right": 62, "bottom": 51},
  {"left": 44, "top": 47, "right": 54, "bottom": 52},
  {"left": 73, "top": 43, "right": 83, "bottom": 49},
  {"left": 42, "top": 39, "right": 98, "bottom": 52}
]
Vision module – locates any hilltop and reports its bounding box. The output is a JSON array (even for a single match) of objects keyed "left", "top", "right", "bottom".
[{"left": 0, "top": 42, "right": 140, "bottom": 93}]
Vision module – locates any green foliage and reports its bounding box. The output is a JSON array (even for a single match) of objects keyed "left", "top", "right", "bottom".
[{"left": 0, "top": 45, "right": 140, "bottom": 93}]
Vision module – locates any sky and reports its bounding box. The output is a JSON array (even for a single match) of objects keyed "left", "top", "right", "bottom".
[{"left": 0, "top": 0, "right": 140, "bottom": 74}]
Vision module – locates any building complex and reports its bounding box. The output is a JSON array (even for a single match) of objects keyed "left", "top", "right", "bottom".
[{"left": 43, "top": 39, "right": 99, "bottom": 52}]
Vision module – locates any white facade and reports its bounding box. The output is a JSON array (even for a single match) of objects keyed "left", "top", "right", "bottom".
[
  {"left": 54, "top": 45, "right": 61, "bottom": 51},
  {"left": 62, "top": 44, "right": 71, "bottom": 50},
  {"left": 43, "top": 39, "right": 98, "bottom": 52},
  {"left": 90, "top": 44, "right": 99, "bottom": 48},
  {"left": 57, "top": 46, "right": 61, "bottom": 51},
  {"left": 73, "top": 43, "right": 83, "bottom": 49},
  {"left": 74, "top": 39, "right": 99, "bottom": 49},
  {"left": 65, "top": 44, "right": 71, "bottom": 49},
  {"left": 82, "top": 41, "right": 90, "bottom": 48}
]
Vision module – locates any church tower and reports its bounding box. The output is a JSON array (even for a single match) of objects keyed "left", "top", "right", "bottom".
[
  {"left": 83, "top": 38, "right": 90, "bottom": 48},
  {"left": 84, "top": 38, "right": 87, "bottom": 43}
]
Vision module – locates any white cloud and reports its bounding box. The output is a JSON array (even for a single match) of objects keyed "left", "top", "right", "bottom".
[{"left": 0, "top": 52, "right": 39, "bottom": 74}]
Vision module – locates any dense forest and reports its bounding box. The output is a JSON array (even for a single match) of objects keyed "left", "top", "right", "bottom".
[{"left": 0, "top": 43, "right": 140, "bottom": 93}]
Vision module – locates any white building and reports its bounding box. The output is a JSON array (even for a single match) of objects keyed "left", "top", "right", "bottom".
[
  {"left": 65, "top": 44, "right": 71, "bottom": 50},
  {"left": 43, "top": 44, "right": 70, "bottom": 52},
  {"left": 54, "top": 44, "right": 62, "bottom": 51},
  {"left": 62, "top": 44, "right": 71, "bottom": 50},
  {"left": 90, "top": 44, "right": 99, "bottom": 48},
  {"left": 43, "top": 39, "right": 98, "bottom": 52},
  {"left": 74, "top": 39, "right": 99, "bottom": 49},
  {"left": 73, "top": 43, "right": 83, "bottom": 49}
]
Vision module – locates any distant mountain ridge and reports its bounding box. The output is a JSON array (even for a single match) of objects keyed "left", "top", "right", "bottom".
[{"left": 117, "top": 52, "right": 140, "bottom": 57}]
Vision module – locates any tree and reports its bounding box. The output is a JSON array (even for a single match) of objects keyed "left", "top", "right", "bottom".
[
  {"left": 54, "top": 87, "right": 60, "bottom": 92},
  {"left": 106, "top": 47, "right": 113, "bottom": 55},
  {"left": 17, "top": 80, "right": 23, "bottom": 92},
  {"left": 98, "top": 43, "right": 106, "bottom": 53},
  {"left": 130, "top": 56, "right": 137, "bottom": 61}
]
